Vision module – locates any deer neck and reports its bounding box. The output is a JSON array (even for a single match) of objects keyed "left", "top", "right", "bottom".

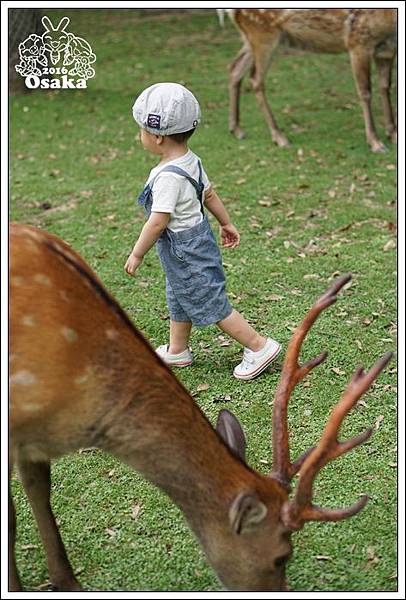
[{"left": 98, "top": 367, "right": 257, "bottom": 530}]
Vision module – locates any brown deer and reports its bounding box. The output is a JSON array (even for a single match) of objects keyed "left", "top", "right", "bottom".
[
  {"left": 9, "top": 223, "right": 391, "bottom": 591},
  {"left": 221, "top": 9, "right": 397, "bottom": 152}
]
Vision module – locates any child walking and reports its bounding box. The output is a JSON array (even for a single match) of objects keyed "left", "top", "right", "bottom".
[{"left": 125, "top": 83, "right": 281, "bottom": 380}]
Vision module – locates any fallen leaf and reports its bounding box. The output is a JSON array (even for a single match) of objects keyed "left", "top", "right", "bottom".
[
  {"left": 213, "top": 394, "right": 232, "bottom": 404},
  {"left": 267, "top": 294, "right": 284, "bottom": 301},
  {"left": 331, "top": 367, "right": 346, "bottom": 376},
  {"left": 338, "top": 222, "right": 353, "bottom": 232},
  {"left": 131, "top": 504, "right": 142, "bottom": 520},
  {"left": 316, "top": 555, "right": 332, "bottom": 561},
  {"left": 366, "top": 546, "right": 379, "bottom": 564},
  {"left": 196, "top": 383, "right": 210, "bottom": 392},
  {"left": 374, "top": 415, "right": 384, "bottom": 429},
  {"left": 383, "top": 240, "right": 396, "bottom": 251},
  {"left": 35, "top": 582, "right": 52, "bottom": 591},
  {"left": 355, "top": 339, "right": 363, "bottom": 350},
  {"left": 105, "top": 528, "right": 117, "bottom": 538}
]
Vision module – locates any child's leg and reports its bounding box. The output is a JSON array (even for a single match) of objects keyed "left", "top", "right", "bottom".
[
  {"left": 217, "top": 309, "right": 267, "bottom": 352},
  {"left": 169, "top": 320, "right": 192, "bottom": 354}
]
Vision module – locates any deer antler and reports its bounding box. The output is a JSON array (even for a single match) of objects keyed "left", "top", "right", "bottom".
[
  {"left": 281, "top": 351, "right": 392, "bottom": 530},
  {"left": 269, "top": 273, "right": 392, "bottom": 529},
  {"left": 271, "top": 274, "right": 352, "bottom": 488}
]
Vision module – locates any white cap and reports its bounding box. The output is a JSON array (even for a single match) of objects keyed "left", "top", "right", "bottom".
[{"left": 132, "top": 82, "right": 201, "bottom": 135}]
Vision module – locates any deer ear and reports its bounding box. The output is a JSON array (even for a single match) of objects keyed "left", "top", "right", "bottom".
[
  {"left": 216, "top": 409, "right": 247, "bottom": 461},
  {"left": 57, "top": 17, "right": 70, "bottom": 32},
  {"left": 229, "top": 492, "right": 268, "bottom": 535},
  {"left": 41, "top": 16, "right": 53, "bottom": 32}
]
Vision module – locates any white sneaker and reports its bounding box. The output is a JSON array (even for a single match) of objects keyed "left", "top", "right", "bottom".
[
  {"left": 156, "top": 344, "right": 193, "bottom": 367},
  {"left": 233, "top": 338, "right": 281, "bottom": 380}
]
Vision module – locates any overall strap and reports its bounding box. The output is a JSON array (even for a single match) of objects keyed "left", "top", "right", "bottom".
[{"left": 158, "top": 162, "right": 205, "bottom": 215}]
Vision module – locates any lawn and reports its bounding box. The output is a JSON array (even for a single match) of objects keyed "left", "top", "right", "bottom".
[{"left": 9, "top": 9, "right": 397, "bottom": 592}]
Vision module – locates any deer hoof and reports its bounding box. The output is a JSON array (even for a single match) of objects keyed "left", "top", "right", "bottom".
[
  {"left": 230, "top": 127, "right": 246, "bottom": 140},
  {"left": 371, "top": 141, "right": 388, "bottom": 153},
  {"left": 274, "top": 135, "right": 290, "bottom": 148}
]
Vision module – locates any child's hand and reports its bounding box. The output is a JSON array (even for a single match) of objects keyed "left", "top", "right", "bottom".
[
  {"left": 125, "top": 252, "right": 143, "bottom": 277},
  {"left": 220, "top": 223, "right": 240, "bottom": 248}
]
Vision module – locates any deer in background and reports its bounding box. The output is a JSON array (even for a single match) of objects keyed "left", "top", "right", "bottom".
[
  {"left": 220, "top": 9, "right": 397, "bottom": 152},
  {"left": 9, "top": 223, "right": 391, "bottom": 591}
]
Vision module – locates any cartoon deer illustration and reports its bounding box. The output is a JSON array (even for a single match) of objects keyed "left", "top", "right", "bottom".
[
  {"left": 41, "top": 16, "right": 71, "bottom": 65},
  {"left": 9, "top": 223, "right": 391, "bottom": 591},
  {"left": 221, "top": 9, "right": 397, "bottom": 152}
]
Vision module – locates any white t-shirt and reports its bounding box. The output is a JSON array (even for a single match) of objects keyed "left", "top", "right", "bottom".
[{"left": 147, "top": 149, "right": 211, "bottom": 232}]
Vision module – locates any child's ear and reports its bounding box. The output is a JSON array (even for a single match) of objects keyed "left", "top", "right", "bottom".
[{"left": 155, "top": 135, "right": 164, "bottom": 145}]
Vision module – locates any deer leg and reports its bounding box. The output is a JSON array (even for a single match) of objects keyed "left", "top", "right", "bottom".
[
  {"left": 374, "top": 55, "right": 397, "bottom": 144},
  {"left": 17, "top": 460, "right": 83, "bottom": 591},
  {"left": 250, "top": 39, "right": 289, "bottom": 148},
  {"left": 349, "top": 48, "right": 386, "bottom": 153},
  {"left": 9, "top": 463, "right": 23, "bottom": 591},
  {"left": 229, "top": 43, "right": 253, "bottom": 139}
]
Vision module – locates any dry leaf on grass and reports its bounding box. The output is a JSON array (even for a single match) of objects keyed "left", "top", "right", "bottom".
[
  {"left": 374, "top": 415, "right": 384, "bottom": 430},
  {"left": 383, "top": 240, "right": 396, "bottom": 252},
  {"left": 131, "top": 504, "right": 142, "bottom": 520},
  {"left": 196, "top": 383, "right": 210, "bottom": 392}
]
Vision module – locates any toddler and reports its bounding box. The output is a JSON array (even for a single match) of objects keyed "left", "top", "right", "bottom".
[{"left": 125, "top": 82, "right": 281, "bottom": 380}]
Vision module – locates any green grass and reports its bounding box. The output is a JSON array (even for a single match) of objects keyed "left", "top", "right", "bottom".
[{"left": 9, "top": 8, "right": 397, "bottom": 592}]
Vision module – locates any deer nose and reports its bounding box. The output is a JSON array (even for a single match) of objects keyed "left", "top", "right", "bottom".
[{"left": 51, "top": 41, "right": 59, "bottom": 49}]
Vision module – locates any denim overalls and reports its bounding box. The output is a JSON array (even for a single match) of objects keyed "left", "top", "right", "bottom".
[{"left": 137, "top": 161, "right": 232, "bottom": 326}]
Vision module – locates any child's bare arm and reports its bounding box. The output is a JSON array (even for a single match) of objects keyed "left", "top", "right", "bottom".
[
  {"left": 204, "top": 186, "right": 240, "bottom": 248},
  {"left": 125, "top": 212, "right": 170, "bottom": 276}
]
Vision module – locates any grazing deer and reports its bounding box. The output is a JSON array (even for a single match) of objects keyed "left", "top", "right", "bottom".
[
  {"left": 9, "top": 223, "right": 391, "bottom": 591},
  {"left": 221, "top": 8, "right": 397, "bottom": 152}
]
